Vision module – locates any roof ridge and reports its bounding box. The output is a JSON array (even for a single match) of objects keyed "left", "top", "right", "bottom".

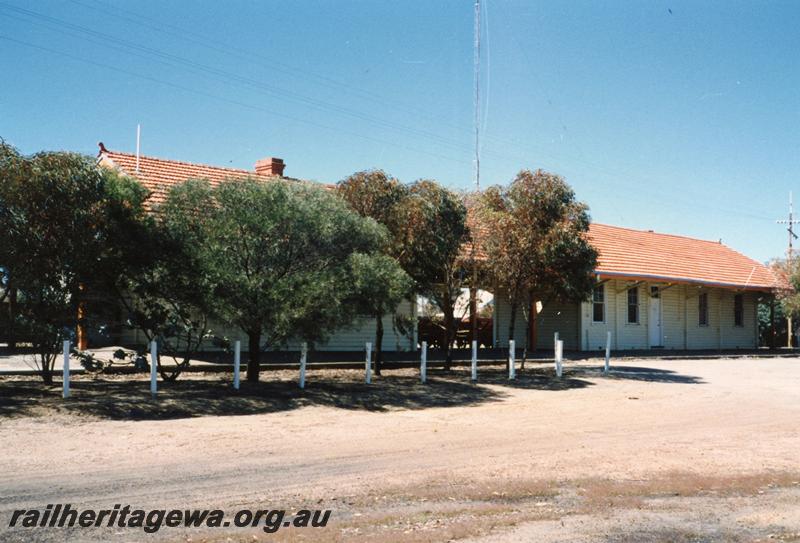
[
  {"left": 102, "top": 148, "right": 258, "bottom": 176},
  {"left": 591, "top": 222, "right": 729, "bottom": 247}
]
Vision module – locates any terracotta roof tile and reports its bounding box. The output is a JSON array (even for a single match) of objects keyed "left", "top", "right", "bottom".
[
  {"left": 466, "top": 207, "right": 779, "bottom": 291},
  {"left": 588, "top": 223, "right": 780, "bottom": 291},
  {"left": 99, "top": 148, "right": 779, "bottom": 292},
  {"left": 98, "top": 147, "right": 332, "bottom": 208}
]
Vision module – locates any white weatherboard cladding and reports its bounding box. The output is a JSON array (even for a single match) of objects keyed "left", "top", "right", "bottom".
[{"left": 119, "top": 299, "right": 416, "bottom": 352}]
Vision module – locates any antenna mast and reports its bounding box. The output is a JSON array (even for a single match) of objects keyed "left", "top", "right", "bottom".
[
  {"left": 473, "top": 0, "right": 481, "bottom": 191},
  {"left": 469, "top": 0, "right": 481, "bottom": 347},
  {"left": 135, "top": 124, "right": 141, "bottom": 174}
]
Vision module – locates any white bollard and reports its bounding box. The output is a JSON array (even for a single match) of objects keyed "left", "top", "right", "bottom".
[
  {"left": 299, "top": 342, "right": 307, "bottom": 389},
  {"left": 365, "top": 342, "right": 372, "bottom": 384},
  {"left": 150, "top": 340, "right": 158, "bottom": 397},
  {"left": 554, "top": 331, "right": 559, "bottom": 359},
  {"left": 62, "top": 340, "right": 70, "bottom": 399},
  {"left": 471, "top": 340, "right": 478, "bottom": 381},
  {"left": 555, "top": 340, "right": 564, "bottom": 378},
  {"left": 604, "top": 331, "right": 611, "bottom": 374},
  {"left": 420, "top": 341, "right": 427, "bottom": 384},
  {"left": 508, "top": 339, "right": 516, "bottom": 380},
  {"left": 233, "top": 340, "right": 241, "bottom": 390}
]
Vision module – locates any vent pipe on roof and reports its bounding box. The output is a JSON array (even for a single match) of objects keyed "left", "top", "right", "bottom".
[{"left": 135, "top": 124, "right": 141, "bottom": 174}]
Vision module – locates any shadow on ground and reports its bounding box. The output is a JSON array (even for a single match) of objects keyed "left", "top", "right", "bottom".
[
  {"left": 433, "top": 365, "right": 596, "bottom": 391},
  {"left": 0, "top": 375, "right": 513, "bottom": 421},
  {"left": 0, "top": 363, "right": 703, "bottom": 421},
  {"left": 576, "top": 365, "right": 705, "bottom": 384}
]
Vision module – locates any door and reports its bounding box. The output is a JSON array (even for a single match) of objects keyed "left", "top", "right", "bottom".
[{"left": 648, "top": 286, "right": 662, "bottom": 347}]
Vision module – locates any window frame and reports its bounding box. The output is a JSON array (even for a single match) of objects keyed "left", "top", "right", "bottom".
[
  {"left": 627, "top": 286, "right": 639, "bottom": 324},
  {"left": 734, "top": 293, "right": 744, "bottom": 327},
  {"left": 592, "top": 284, "right": 605, "bottom": 323},
  {"left": 698, "top": 292, "right": 709, "bottom": 326}
]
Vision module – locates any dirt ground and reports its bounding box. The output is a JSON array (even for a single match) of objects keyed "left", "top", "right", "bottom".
[{"left": 1, "top": 357, "right": 799, "bottom": 542}]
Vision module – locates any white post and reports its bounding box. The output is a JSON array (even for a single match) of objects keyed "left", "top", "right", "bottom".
[
  {"left": 62, "top": 340, "right": 70, "bottom": 399},
  {"left": 604, "top": 331, "right": 611, "bottom": 374},
  {"left": 508, "top": 339, "right": 516, "bottom": 380},
  {"left": 420, "top": 341, "right": 427, "bottom": 384},
  {"left": 150, "top": 340, "right": 158, "bottom": 397},
  {"left": 299, "top": 342, "right": 307, "bottom": 389},
  {"left": 471, "top": 340, "right": 478, "bottom": 381},
  {"left": 233, "top": 340, "right": 241, "bottom": 390},
  {"left": 555, "top": 339, "right": 564, "bottom": 378},
  {"left": 365, "top": 342, "right": 372, "bottom": 384},
  {"left": 554, "top": 331, "right": 559, "bottom": 359}
]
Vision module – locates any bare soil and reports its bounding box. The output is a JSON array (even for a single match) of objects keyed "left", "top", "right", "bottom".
[{"left": 1, "top": 357, "right": 799, "bottom": 542}]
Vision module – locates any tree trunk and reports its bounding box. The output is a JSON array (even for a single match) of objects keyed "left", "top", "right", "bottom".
[
  {"left": 246, "top": 330, "right": 261, "bottom": 382},
  {"left": 374, "top": 313, "right": 384, "bottom": 376},
  {"left": 39, "top": 350, "right": 54, "bottom": 385}
]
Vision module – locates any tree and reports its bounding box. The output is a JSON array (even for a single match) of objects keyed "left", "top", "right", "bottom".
[
  {"left": 348, "top": 253, "right": 412, "bottom": 374},
  {"left": 768, "top": 257, "right": 799, "bottom": 347},
  {"left": 477, "top": 170, "right": 597, "bottom": 358},
  {"left": 0, "top": 142, "right": 147, "bottom": 383},
  {"left": 404, "top": 180, "right": 470, "bottom": 369},
  {"left": 177, "top": 177, "right": 389, "bottom": 382},
  {"left": 110, "top": 179, "right": 221, "bottom": 380},
  {"left": 337, "top": 170, "right": 412, "bottom": 373}
]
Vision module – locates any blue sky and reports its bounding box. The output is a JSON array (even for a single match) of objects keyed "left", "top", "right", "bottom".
[{"left": 1, "top": 0, "right": 798, "bottom": 262}]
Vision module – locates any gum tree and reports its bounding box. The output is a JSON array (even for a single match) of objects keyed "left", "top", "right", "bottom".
[
  {"left": 179, "top": 177, "right": 393, "bottom": 382},
  {"left": 477, "top": 169, "right": 597, "bottom": 358},
  {"left": 337, "top": 171, "right": 412, "bottom": 373},
  {"left": 404, "top": 180, "right": 470, "bottom": 370},
  {"left": 0, "top": 142, "right": 146, "bottom": 383}
]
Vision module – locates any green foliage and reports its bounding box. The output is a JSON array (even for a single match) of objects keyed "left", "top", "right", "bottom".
[
  {"left": 348, "top": 253, "right": 412, "bottom": 318},
  {"left": 477, "top": 169, "right": 598, "bottom": 346},
  {"left": 337, "top": 170, "right": 415, "bottom": 371},
  {"left": 167, "top": 177, "right": 388, "bottom": 381},
  {"left": 112, "top": 179, "right": 220, "bottom": 380},
  {"left": 405, "top": 180, "right": 470, "bottom": 366},
  {"left": 0, "top": 141, "right": 147, "bottom": 383}
]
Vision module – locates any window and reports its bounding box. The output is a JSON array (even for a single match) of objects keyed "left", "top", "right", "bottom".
[
  {"left": 734, "top": 293, "right": 743, "bottom": 327},
  {"left": 627, "top": 287, "right": 639, "bottom": 323},
  {"left": 592, "top": 284, "right": 605, "bottom": 322},
  {"left": 699, "top": 292, "right": 709, "bottom": 326}
]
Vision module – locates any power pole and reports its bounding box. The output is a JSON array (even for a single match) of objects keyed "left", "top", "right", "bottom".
[{"left": 776, "top": 191, "right": 800, "bottom": 348}]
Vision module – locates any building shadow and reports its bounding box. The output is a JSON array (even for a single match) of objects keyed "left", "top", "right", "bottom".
[
  {"left": 430, "top": 365, "right": 595, "bottom": 391},
  {"left": 576, "top": 365, "right": 705, "bottom": 384}
]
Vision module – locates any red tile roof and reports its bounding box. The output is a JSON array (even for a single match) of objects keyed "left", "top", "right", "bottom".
[
  {"left": 588, "top": 223, "right": 779, "bottom": 291},
  {"left": 99, "top": 147, "right": 779, "bottom": 292},
  {"left": 98, "top": 146, "right": 312, "bottom": 206}
]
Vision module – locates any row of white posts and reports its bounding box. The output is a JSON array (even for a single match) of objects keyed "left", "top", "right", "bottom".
[{"left": 60, "top": 331, "right": 614, "bottom": 398}]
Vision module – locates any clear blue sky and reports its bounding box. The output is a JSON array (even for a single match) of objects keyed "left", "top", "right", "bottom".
[{"left": 1, "top": 0, "right": 798, "bottom": 262}]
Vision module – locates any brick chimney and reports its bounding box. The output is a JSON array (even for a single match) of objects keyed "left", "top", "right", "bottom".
[{"left": 255, "top": 157, "right": 285, "bottom": 177}]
